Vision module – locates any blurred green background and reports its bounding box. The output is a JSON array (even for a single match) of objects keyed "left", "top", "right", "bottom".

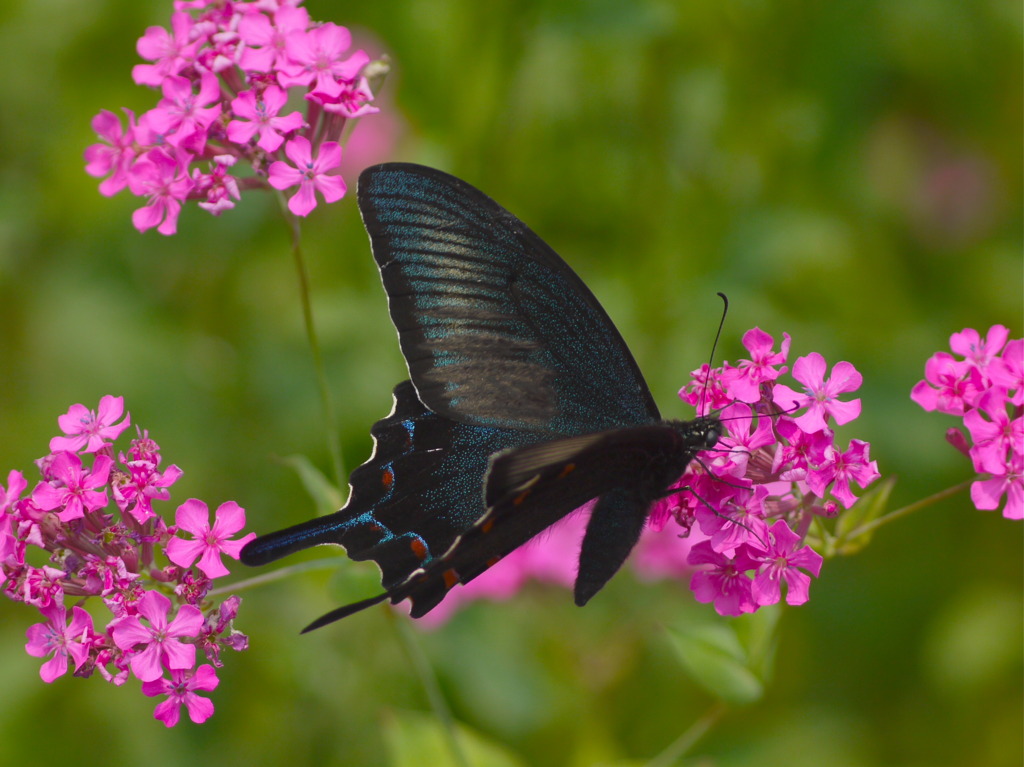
[{"left": 0, "top": 0, "right": 1020, "bottom": 765}]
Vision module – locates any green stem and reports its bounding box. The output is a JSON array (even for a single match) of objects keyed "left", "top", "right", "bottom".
[
  {"left": 388, "top": 611, "right": 470, "bottom": 767},
  {"left": 645, "top": 701, "right": 728, "bottom": 767},
  {"left": 276, "top": 193, "right": 345, "bottom": 489},
  {"left": 209, "top": 558, "right": 344, "bottom": 597},
  {"left": 844, "top": 479, "right": 973, "bottom": 541}
]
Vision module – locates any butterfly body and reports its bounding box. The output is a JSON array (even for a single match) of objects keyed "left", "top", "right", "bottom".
[{"left": 240, "top": 164, "right": 720, "bottom": 630}]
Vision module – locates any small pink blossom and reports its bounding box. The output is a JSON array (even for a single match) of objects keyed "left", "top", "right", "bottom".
[
  {"left": 267, "top": 137, "right": 346, "bottom": 216},
  {"left": 910, "top": 352, "right": 982, "bottom": 415},
  {"left": 970, "top": 453, "right": 1022, "bottom": 520},
  {"left": 278, "top": 23, "right": 367, "bottom": 96},
  {"left": 950, "top": 325, "right": 1010, "bottom": 370},
  {"left": 114, "top": 459, "right": 183, "bottom": 524},
  {"left": 50, "top": 395, "right": 131, "bottom": 454},
  {"left": 773, "top": 353, "right": 862, "bottom": 433},
  {"left": 148, "top": 73, "right": 223, "bottom": 153},
  {"left": 111, "top": 590, "right": 203, "bottom": 682},
  {"left": 142, "top": 665, "right": 219, "bottom": 727},
  {"left": 31, "top": 452, "right": 112, "bottom": 522},
  {"left": 132, "top": 12, "right": 203, "bottom": 87},
  {"left": 84, "top": 109, "right": 138, "bottom": 197},
  {"left": 227, "top": 85, "right": 305, "bottom": 152},
  {"left": 25, "top": 602, "right": 95, "bottom": 682},
  {"left": 237, "top": 5, "right": 310, "bottom": 73},
  {"left": 807, "top": 439, "right": 880, "bottom": 509},
  {"left": 747, "top": 521, "right": 823, "bottom": 606},
  {"left": 128, "top": 149, "right": 193, "bottom": 235},
  {"left": 688, "top": 540, "right": 757, "bottom": 616},
  {"left": 166, "top": 499, "right": 256, "bottom": 579}
]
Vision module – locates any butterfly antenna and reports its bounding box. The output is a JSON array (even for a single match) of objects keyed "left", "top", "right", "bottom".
[{"left": 698, "top": 293, "right": 729, "bottom": 417}]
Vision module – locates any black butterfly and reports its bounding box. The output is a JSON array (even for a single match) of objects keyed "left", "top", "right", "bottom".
[{"left": 240, "top": 163, "right": 722, "bottom": 631}]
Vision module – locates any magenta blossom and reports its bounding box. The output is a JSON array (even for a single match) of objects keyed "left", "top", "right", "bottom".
[
  {"left": 267, "top": 137, "right": 347, "bottom": 216},
  {"left": 128, "top": 149, "right": 193, "bottom": 235},
  {"left": 688, "top": 540, "right": 758, "bottom": 616},
  {"left": 747, "top": 520, "right": 824, "bottom": 607},
  {"left": 87, "top": 4, "right": 384, "bottom": 234},
  {"left": 112, "top": 591, "right": 203, "bottom": 682},
  {"left": 166, "top": 500, "right": 256, "bottom": 579},
  {"left": 84, "top": 109, "right": 138, "bottom": 196},
  {"left": 25, "top": 602, "right": 95, "bottom": 682},
  {"left": 51, "top": 395, "right": 131, "bottom": 454},
  {"left": 31, "top": 451, "right": 112, "bottom": 522},
  {"left": 142, "top": 665, "right": 219, "bottom": 727},
  {"left": 4, "top": 397, "right": 250, "bottom": 725},
  {"left": 913, "top": 325, "right": 1021, "bottom": 519},
  {"left": 227, "top": 85, "right": 305, "bottom": 152},
  {"left": 773, "top": 353, "right": 863, "bottom": 433}
]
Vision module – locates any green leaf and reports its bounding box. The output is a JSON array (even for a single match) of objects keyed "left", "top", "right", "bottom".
[
  {"left": 732, "top": 604, "right": 781, "bottom": 685},
  {"left": 667, "top": 623, "right": 765, "bottom": 706},
  {"left": 383, "top": 709, "right": 527, "bottom": 767},
  {"left": 277, "top": 453, "right": 344, "bottom": 516},
  {"left": 834, "top": 475, "right": 896, "bottom": 555}
]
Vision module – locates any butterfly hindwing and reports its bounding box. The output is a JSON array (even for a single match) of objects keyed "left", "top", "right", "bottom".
[
  {"left": 240, "top": 381, "right": 538, "bottom": 590},
  {"left": 358, "top": 163, "right": 660, "bottom": 433},
  {"left": 368, "top": 423, "right": 709, "bottom": 619}
]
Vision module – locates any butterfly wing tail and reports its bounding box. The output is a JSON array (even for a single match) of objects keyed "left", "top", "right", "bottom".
[
  {"left": 301, "top": 592, "right": 389, "bottom": 633},
  {"left": 240, "top": 516, "right": 351, "bottom": 567}
]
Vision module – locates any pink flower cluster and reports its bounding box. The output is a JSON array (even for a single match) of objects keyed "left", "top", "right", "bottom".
[
  {"left": 1, "top": 395, "right": 255, "bottom": 727},
  {"left": 911, "top": 325, "right": 1022, "bottom": 519},
  {"left": 649, "top": 328, "right": 877, "bottom": 616},
  {"left": 85, "top": 0, "right": 382, "bottom": 234},
  {"left": 412, "top": 329, "right": 877, "bottom": 624}
]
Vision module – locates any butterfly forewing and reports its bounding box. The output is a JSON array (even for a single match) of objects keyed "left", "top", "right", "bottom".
[{"left": 358, "top": 163, "right": 659, "bottom": 433}]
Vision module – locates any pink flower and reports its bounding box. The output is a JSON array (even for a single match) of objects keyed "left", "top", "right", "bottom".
[
  {"left": 84, "top": 109, "right": 138, "bottom": 197},
  {"left": 910, "top": 352, "right": 982, "bottom": 415},
  {"left": 807, "top": 439, "right": 881, "bottom": 509},
  {"left": 971, "top": 453, "right": 1022, "bottom": 520},
  {"left": 132, "top": 11, "right": 204, "bottom": 87},
  {"left": 963, "top": 390, "right": 1021, "bottom": 475},
  {"left": 192, "top": 156, "right": 241, "bottom": 215},
  {"left": 31, "top": 452, "right": 112, "bottom": 522},
  {"left": 25, "top": 602, "right": 95, "bottom": 682},
  {"left": 267, "top": 137, "right": 346, "bottom": 216},
  {"left": 166, "top": 499, "right": 256, "bottom": 579},
  {"left": 950, "top": 325, "right": 1010, "bottom": 370},
  {"left": 227, "top": 85, "right": 305, "bottom": 152},
  {"left": 237, "top": 5, "right": 311, "bottom": 73},
  {"left": 50, "top": 395, "right": 131, "bottom": 454},
  {"left": 128, "top": 149, "right": 193, "bottom": 235},
  {"left": 747, "top": 520, "right": 823, "bottom": 606},
  {"left": 114, "top": 459, "right": 183, "bottom": 524},
  {"left": 725, "top": 327, "right": 791, "bottom": 402},
  {"left": 142, "top": 665, "right": 219, "bottom": 727},
  {"left": 773, "top": 353, "right": 862, "bottom": 434},
  {"left": 148, "top": 73, "right": 223, "bottom": 153},
  {"left": 111, "top": 590, "right": 203, "bottom": 682},
  {"left": 278, "top": 23, "right": 367, "bottom": 97},
  {"left": 688, "top": 540, "right": 757, "bottom": 616},
  {"left": 989, "top": 338, "right": 1023, "bottom": 405}
]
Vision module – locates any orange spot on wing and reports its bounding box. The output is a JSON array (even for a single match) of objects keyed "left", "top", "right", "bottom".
[
  {"left": 558, "top": 463, "right": 576, "bottom": 478},
  {"left": 381, "top": 468, "right": 394, "bottom": 489},
  {"left": 442, "top": 569, "right": 459, "bottom": 590},
  {"left": 410, "top": 537, "right": 428, "bottom": 561},
  {"left": 514, "top": 489, "right": 531, "bottom": 506},
  {"left": 486, "top": 556, "right": 502, "bottom": 567},
  {"left": 481, "top": 518, "right": 495, "bottom": 534}
]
